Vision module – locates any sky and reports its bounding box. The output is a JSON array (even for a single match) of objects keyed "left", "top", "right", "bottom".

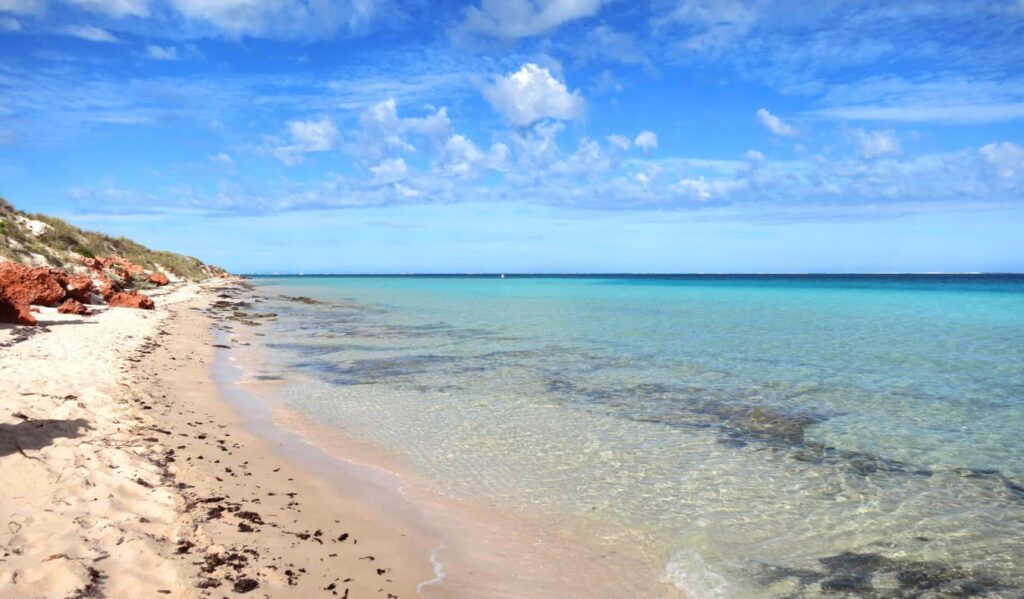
[{"left": 1, "top": 0, "right": 1023, "bottom": 273}]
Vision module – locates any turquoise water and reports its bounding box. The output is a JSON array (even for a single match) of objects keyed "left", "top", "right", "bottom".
[{"left": 246, "top": 275, "right": 1024, "bottom": 597}]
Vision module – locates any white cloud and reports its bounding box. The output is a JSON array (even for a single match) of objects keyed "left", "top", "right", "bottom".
[
  {"left": 484, "top": 63, "right": 585, "bottom": 127},
  {"left": 746, "top": 149, "right": 764, "bottom": 162},
  {"left": 210, "top": 152, "right": 234, "bottom": 166},
  {"left": 168, "top": 0, "right": 382, "bottom": 38},
  {"left": 549, "top": 137, "right": 615, "bottom": 177},
  {"left": 0, "top": 16, "right": 20, "bottom": 30},
  {"left": 577, "top": 25, "right": 645, "bottom": 65},
  {"left": 672, "top": 176, "right": 748, "bottom": 201},
  {"left": 0, "top": 0, "right": 44, "bottom": 15},
  {"left": 370, "top": 157, "right": 408, "bottom": 184},
  {"left": 67, "top": 0, "right": 148, "bottom": 18},
  {"left": 815, "top": 103, "right": 1024, "bottom": 124},
  {"left": 854, "top": 128, "right": 900, "bottom": 158},
  {"left": 401, "top": 106, "right": 452, "bottom": 143},
  {"left": 287, "top": 117, "right": 338, "bottom": 150},
  {"left": 273, "top": 116, "right": 339, "bottom": 165},
  {"left": 756, "top": 108, "right": 798, "bottom": 137},
  {"left": 356, "top": 98, "right": 451, "bottom": 163},
  {"left": 145, "top": 44, "right": 178, "bottom": 60},
  {"left": 589, "top": 69, "right": 624, "bottom": 95},
  {"left": 510, "top": 121, "right": 565, "bottom": 175},
  {"left": 458, "top": 0, "right": 603, "bottom": 40},
  {"left": 658, "top": 0, "right": 759, "bottom": 52},
  {"left": 439, "top": 134, "right": 509, "bottom": 177},
  {"left": 980, "top": 142, "right": 1024, "bottom": 178},
  {"left": 634, "top": 130, "right": 658, "bottom": 153},
  {"left": 606, "top": 134, "right": 631, "bottom": 151},
  {"left": 62, "top": 24, "right": 119, "bottom": 42}
]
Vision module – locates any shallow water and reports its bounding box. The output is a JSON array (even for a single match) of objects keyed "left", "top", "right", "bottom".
[{"left": 244, "top": 275, "right": 1024, "bottom": 597}]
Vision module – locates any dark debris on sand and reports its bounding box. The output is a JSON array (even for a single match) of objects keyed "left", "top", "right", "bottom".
[{"left": 116, "top": 281, "right": 402, "bottom": 598}]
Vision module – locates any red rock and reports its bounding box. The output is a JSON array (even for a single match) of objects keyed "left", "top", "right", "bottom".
[
  {"left": 65, "top": 275, "right": 94, "bottom": 303},
  {"left": 76, "top": 256, "right": 103, "bottom": 271},
  {"left": 100, "top": 256, "right": 145, "bottom": 277},
  {"left": 58, "top": 298, "right": 91, "bottom": 316},
  {"left": 95, "top": 273, "right": 121, "bottom": 300},
  {"left": 0, "top": 298, "right": 35, "bottom": 325},
  {"left": 0, "top": 263, "right": 69, "bottom": 325},
  {"left": 107, "top": 291, "right": 155, "bottom": 310},
  {"left": 149, "top": 272, "right": 170, "bottom": 286}
]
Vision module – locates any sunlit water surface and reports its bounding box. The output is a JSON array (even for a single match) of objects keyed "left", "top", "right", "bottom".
[{"left": 243, "top": 275, "right": 1024, "bottom": 598}]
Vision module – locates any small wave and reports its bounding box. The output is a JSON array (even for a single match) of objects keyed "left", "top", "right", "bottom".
[
  {"left": 416, "top": 541, "right": 447, "bottom": 595},
  {"left": 662, "top": 549, "right": 731, "bottom": 598}
]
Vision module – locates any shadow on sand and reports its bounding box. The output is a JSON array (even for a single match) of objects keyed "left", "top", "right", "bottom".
[{"left": 0, "top": 417, "right": 92, "bottom": 458}]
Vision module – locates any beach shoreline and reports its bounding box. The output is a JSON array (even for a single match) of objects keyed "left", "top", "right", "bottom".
[
  {"left": 2, "top": 277, "right": 682, "bottom": 597},
  {"left": 1, "top": 279, "right": 433, "bottom": 597}
]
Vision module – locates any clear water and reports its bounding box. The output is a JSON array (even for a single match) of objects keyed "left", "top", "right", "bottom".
[{"left": 244, "top": 275, "right": 1024, "bottom": 597}]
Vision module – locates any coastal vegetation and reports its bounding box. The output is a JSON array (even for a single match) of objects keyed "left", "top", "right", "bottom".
[{"left": 0, "top": 197, "right": 224, "bottom": 281}]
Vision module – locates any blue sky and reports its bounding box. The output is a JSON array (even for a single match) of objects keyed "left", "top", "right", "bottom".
[{"left": 1, "top": 0, "right": 1023, "bottom": 273}]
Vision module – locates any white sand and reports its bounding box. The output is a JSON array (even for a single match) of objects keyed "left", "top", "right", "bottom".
[{"left": 0, "top": 285, "right": 200, "bottom": 598}]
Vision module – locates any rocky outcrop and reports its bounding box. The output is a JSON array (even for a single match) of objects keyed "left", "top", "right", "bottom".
[
  {"left": 95, "top": 273, "right": 121, "bottom": 300},
  {"left": 100, "top": 256, "right": 145, "bottom": 278},
  {"left": 0, "top": 263, "right": 67, "bottom": 305},
  {"left": 107, "top": 291, "right": 155, "bottom": 310},
  {"left": 0, "top": 297, "right": 34, "bottom": 325},
  {"left": 0, "top": 263, "right": 69, "bottom": 325},
  {"left": 65, "top": 275, "right": 94, "bottom": 303},
  {"left": 0, "top": 256, "right": 165, "bottom": 325},
  {"left": 58, "top": 298, "right": 91, "bottom": 316}
]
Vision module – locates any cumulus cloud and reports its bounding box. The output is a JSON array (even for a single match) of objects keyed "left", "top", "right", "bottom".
[
  {"left": 854, "top": 128, "right": 900, "bottom": 158},
  {"left": 273, "top": 116, "right": 339, "bottom": 166},
  {"left": 484, "top": 63, "right": 585, "bottom": 127},
  {"left": 549, "top": 137, "right": 617, "bottom": 177},
  {"left": 458, "top": 0, "right": 603, "bottom": 40},
  {"left": 62, "top": 24, "right": 119, "bottom": 42},
  {"left": 67, "top": 0, "right": 148, "bottom": 18},
  {"left": 439, "top": 134, "right": 509, "bottom": 177},
  {"left": 634, "top": 130, "right": 658, "bottom": 153},
  {"left": 370, "top": 157, "right": 408, "bottom": 184},
  {"left": 145, "top": 44, "right": 178, "bottom": 60},
  {"left": 356, "top": 98, "right": 451, "bottom": 163},
  {"left": 509, "top": 121, "right": 565, "bottom": 175},
  {"left": 980, "top": 142, "right": 1024, "bottom": 178},
  {"left": 756, "top": 108, "right": 798, "bottom": 137}
]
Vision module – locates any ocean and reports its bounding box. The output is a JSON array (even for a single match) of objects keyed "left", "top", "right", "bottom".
[{"left": 238, "top": 275, "right": 1024, "bottom": 597}]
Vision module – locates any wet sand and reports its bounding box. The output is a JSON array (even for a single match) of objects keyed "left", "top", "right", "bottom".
[{"left": 207, "top": 283, "right": 683, "bottom": 598}]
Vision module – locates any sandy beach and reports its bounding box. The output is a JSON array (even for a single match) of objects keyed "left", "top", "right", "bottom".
[{"left": 0, "top": 280, "right": 436, "bottom": 597}]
